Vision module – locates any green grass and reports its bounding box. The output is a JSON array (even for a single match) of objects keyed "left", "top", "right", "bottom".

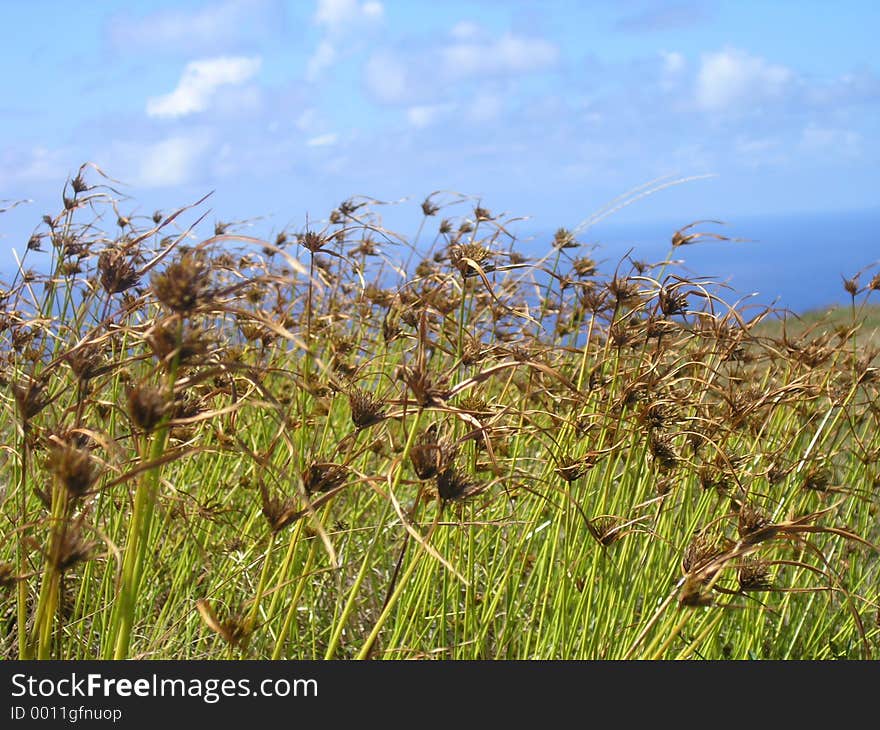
[{"left": 1, "top": 171, "right": 878, "bottom": 660}]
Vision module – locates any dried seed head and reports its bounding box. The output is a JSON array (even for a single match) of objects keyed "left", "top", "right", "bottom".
[
  {"left": 66, "top": 344, "right": 103, "bottom": 381},
  {"left": 300, "top": 230, "right": 326, "bottom": 253},
  {"left": 257, "top": 478, "right": 298, "bottom": 533},
  {"left": 70, "top": 172, "right": 88, "bottom": 194},
  {"left": 348, "top": 388, "right": 386, "bottom": 430},
  {"left": 0, "top": 562, "right": 24, "bottom": 591},
  {"left": 737, "top": 502, "right": 775, "bottom": 543},
  {"left": 842, "top": 276, "right": 859, "bottom": 297},
  {"left": 474, "top": 205, "right": 492, "bottom": 221},
  {"left": 47, "top": 441, "right": 99, "bottom": 499},
  {"left": 421, "top": 198, "right": 440, "bottom": 216},
  {"left": 449, "top": 243, "right": 493, "bottom": 277},
  {"left": 53, "top": 527, "right": 95, "bottom": 572},
  {"left": 649, "top": 430, "right": 678, "bottom": 470},
  {"left": 399, "top": 365, "right": 450, "bottom": 407},
  {"left": 12, "top": 378, "right": 50, "bottom": 421},
  {"left": 553, "top": 228, "right": 578, "bottom": 250},
  {"left": 586, "top": 516, "right": 624, "bottom": 546},
  {"left": 436, "top": 467, "right": 483, "bottom": 502},
  {"left": 150, "top": 253, "right": 212, "bottom": 313},
  {"left": 98, "top": 248, "right": 139, "bottom": 294},
  {"left": 682, "top": 532, "right": 723, "bottom": 575},
  {"left": 127, "top": 385, "right": 167, "bottom": 432},
  {"left": 302, "top": 462, "right": 348, "bottom": 495},
  {"left": 410, "top": 424, "right": 455, "bottom": 480},
  {"left": 146, "top": 322, "right": 209, "bottom": 365},
  {"left": 555, "top": 454, "right": 593, "bottom": 483},
  {"left": 571, "top": 256, "right": 597, "bottom": 278},
  {"left": 606, "top": 276, "right": 639, "bottom": 304},
  {"left": 802, "top": 465, "right": 831, "bottom": 492},
  {"left": 659, "top": 287, "right": 688, "bottom": 316},
  {"left": 738, "top": 557, "right": 773, "bottom": 591}
]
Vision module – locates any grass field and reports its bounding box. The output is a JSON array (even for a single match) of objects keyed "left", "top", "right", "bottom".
[{"left": 2, "top": 171, "right": 878, "bottom": 659}]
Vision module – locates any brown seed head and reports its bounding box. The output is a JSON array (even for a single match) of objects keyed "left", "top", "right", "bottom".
[
  {"left": 348, "top": 388, "right": 386, "bottom": 429},
  {"left": 410, "top": 424, "right": 455, "bottom": 480},
  {"left": 738, "top": 557, "right": 773, "bottom": 591},
  {"left": 649, "top": 430, "right": 678, "bottom": 470},
  {"left": 12, "top": 378, "right": 49, "bottom": 422},
  {"left": 66, "top": 344, "right": 104, "bottom": 381},
  {"left": 98, "top": 248, "right": 139, "bottom": 294},
  {"left": 0, "top": 562, "right": 23, "bottom": 591},
  {"left": 302, "top": 462, "right": 348, "bottom": 495},
  {"left": 47, "top": 441, "right": 99, "bottom": 498},
  {"left": 53, "top": 527, "right": 95, "bottom": 572},
  {"left": 127, "top": 385, "right": 167, "bottom": 432},
  {"left": 436, "top": 466, "right": 483, "bottom": 502},
  {"left": 151, "top": 253, "right": 212, "bottom": 313},
  {"left": 737, "top": 502, "right": 775, "bottom": 543},
  {"left": 553, "top": 228, "right": 578, "bottom": 249}
]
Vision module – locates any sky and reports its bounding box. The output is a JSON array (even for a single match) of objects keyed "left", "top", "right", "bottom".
[{"left": 1, "top": 0, "right": 879, "bottom": 256}]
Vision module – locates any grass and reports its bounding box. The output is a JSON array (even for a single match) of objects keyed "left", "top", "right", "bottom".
[{"left": 1, "top": 167, "right": 878, "bottom": 660}]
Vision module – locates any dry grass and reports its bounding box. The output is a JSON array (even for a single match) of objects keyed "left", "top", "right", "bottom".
[{"left": 1, "top": 167, "right": 878, "bottom": 660}]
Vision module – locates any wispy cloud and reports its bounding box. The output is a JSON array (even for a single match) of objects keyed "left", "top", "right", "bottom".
[
  {"left": 800, "top": 124, "right": 862, "bottom": 159},
  {"left": 105, "top": 135, "right": 212, "bottom": 188},
  {"left": 306, "top": 0, "right": 384, "bottom": 81},
  {"left": 314, "top": 0, "right": 383, "bottom": 30},
  {"left": 107, "top": 0, "right": 280, "bottom": 55},
  {"left": 441, "top": 33, "right": 559, "bottom": 78},
  {"left": 306, "top": 132, "right": 339, "bottom": 147},
  {"left": 696, "top": 48, "right": 792, "bottom": 112},
  {"left": 616, "top": 1, "right": 714, "bottom": 32},
  {"left": 147, "top": 57, "right": 262, "bottom": 119},
  {"left": 363, "top": 29, "right": 559, "bottom": 106},
  {"left": 306, "top": 40, "right": 337, "bottom": 82},
  {"left": 0, "top": 146, "right": 69, "bottom": 189}
]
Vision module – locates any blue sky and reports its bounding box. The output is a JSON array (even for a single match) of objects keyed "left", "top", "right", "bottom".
[{"left": 1, "top": 0, "right": 879, "bottom": 252}]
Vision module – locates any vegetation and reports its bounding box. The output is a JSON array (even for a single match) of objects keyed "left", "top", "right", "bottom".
[{"left": 1, "top": 166, "right": 878, "bottom": 660}]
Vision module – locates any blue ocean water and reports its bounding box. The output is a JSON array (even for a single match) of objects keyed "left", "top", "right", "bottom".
[
  {"left": 525, "top": 207, "right": 880, "bottom": 315},
  {"left": 2, "top": 207, "right": 877, "bottom": 316}
]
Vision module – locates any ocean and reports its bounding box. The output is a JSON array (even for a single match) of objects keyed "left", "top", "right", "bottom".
[
  {"left": 2, "top": 207, "right": 877, "bottom": 316},
  {"left": 543, "top": 207, "right": 880, "bottom": 315}
]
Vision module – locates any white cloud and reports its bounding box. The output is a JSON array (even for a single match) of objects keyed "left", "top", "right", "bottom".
[
  {"left": 466, "top": 94, "right": 503, "bottom": 123},
  {"left": 314, "top": 0, "right": 383, "bottom": 30},
  {"left": 735, "top": 136, "right": 778, "bottom": 157},
  {"left": 136, "top": 136, "right": 212, "bottom": 187},
  {"left": 661, "top": 51, "right": 685, "bottom": 75},
  {"left": 307, "top": 1, "right": 382, "bottom": 80},
  {"left": 442, "top": 33, "right": 559, "bottom": 78},
  {"left": 307, "top": 133, "right": 339, "bottom": 147},
  {"left": 362, "top": 1, "right": 383, "bottom": 19},
  {"left": 696, "top": 48, "right": 792, "bottom": 111},
  {"left": 296, "top": 108, "right": 318, "bottom": 131},
  {"left": 12, "top": 147, "right": 67, "bottom": 182},
  {"left": 800, "top": 124, "right": 861, "bottom": 158},
  {"left": 364, "top": 52, "right": 409, "bottom": 104},
  {"left": 307, "top": 40, "right": 337, "bottom": 82},
  {"left": 101, "top": 136, "right": 211, "bottom": 189},
  {"left": 147, "top": 56, "right": 262, "bottom": 119},
  {"left": 364, "top": 32, "right": 559, "bottom": 106},
  {"left": 108, "top": 0, "right": 277, "bottom": 54},
  {"left": 451, "top": 21, "right": 480, "bottom": 40},
  {"left": 406, "top": 104, "right": 452, "bottom": 128}
]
